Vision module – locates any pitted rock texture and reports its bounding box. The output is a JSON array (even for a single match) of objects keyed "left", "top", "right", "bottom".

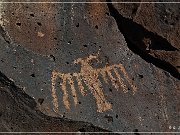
[
  {"left": 0, "top": 0, "right": 179, "bottom": 133},
  {"left": 112, "top": 0, "right": 180, "bottom": 73},
  {"left": 0, "top": 71, "right": 111, "bottom": 133}
]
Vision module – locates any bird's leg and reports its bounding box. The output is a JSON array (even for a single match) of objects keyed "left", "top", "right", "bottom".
[{"left": 51, "top": 70, "right": 59, "bottom": 113}]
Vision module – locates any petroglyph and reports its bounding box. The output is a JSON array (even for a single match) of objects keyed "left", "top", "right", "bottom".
[{"left": 51, "top": 53, "right": 137, "bottom": 113}]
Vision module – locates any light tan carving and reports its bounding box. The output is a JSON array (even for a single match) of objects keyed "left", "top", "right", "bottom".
[{"left": 51, "top": 53, "right": 137, "bottom": 113}]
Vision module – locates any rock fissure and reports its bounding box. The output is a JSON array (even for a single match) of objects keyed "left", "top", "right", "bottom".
[{"left": 106, "top": 0, "right": 180, "bottom": 80}]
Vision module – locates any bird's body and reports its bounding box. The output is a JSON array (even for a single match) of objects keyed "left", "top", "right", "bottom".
[{"left": 51, "top": 53, "right": 137, "bottom": 113}]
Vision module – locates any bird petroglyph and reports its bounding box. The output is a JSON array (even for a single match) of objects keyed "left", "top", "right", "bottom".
[{"left": 51, "top": 53, "right": 137, "bottom": 113}]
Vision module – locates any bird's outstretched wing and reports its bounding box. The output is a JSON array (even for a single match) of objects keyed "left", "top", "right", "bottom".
[
  {"left": 97, "top": 64, "right": 137, "bottom": 94},
  {"left": 51, "top": 71, "right": 85, "bottom": 112}
]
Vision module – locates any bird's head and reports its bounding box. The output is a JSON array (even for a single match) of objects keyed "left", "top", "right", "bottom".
[{"left": 74, "top": 50, "right": 101, "bottom": 64}]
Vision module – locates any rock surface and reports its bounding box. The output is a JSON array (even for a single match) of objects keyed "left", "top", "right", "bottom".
[
  {"left": 0, "top": 0, "right": 179, "bottom": 133},
  {"left": 111, "top": 0, "right": 180, "bottom": 76},
  {"left": 0, "top": 71, "right": 110, "bottom": 133}
]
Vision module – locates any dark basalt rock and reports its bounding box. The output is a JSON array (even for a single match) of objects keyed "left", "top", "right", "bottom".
[
  {"left": 112, "top": 0, "right": 180, "bottom": 73},
  {"left": 0, "top": 71, "right": 111, "bottom": 133},
  {"left": 0, "top": 0, "right": 179, "bottom": 133}
]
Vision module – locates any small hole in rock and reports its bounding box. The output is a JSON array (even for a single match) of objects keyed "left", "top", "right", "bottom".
[
  {"left": 109, "top": 88, "right": 112, "bottom": 92},
  {"left": 37, "top": 22, "right": 42, "bottom": 26},
  {"left": 30, "top": 13, "right": 34, "bottom": 17},
  {"left": 79, "top": 128, "right": 86, "bottom": 132},
  {"left": 16, "top": 23, "right": 21, "bottom": 26},
  {"left": 38, "top": 98, "right": 44, "bottom": 105},
  {"left": 83, "top": 45, "right": 87, "bottom": 47},
  {"left": 104, "top": 115, "right": 113, "bottom": 123},
  {"left": 95, "top": 25, "right": 98, "bottom": 29},
  {"left": 50, "top": 55, "right": 55, "bottom": 61},
  {"left": 133, "top": 129, "right": 140, "bottom": 135},
  {"left": 30, "top": 73, "right": 35, "bottom": 77},
  {"left": 138, "top": 74, "right": 143, "bottom": 79},
  {"left": 76, "top": 23, "right": 79, "bottom": 27}
]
